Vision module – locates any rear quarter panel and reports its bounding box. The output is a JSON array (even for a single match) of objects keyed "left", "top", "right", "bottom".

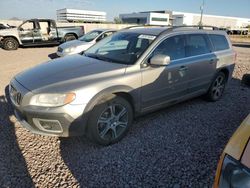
[{"left": 57, "top": 27, "right": 84, "bottom": 41}]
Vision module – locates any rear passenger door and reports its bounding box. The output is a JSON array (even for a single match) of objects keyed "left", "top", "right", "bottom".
[{"left": 184, "top": 34, "right": 217, "bottom": 94}]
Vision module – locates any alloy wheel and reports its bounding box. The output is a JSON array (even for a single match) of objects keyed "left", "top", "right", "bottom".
[
  {"left": 211, "top": 75, "right": 225, "bottom": 100},
  {"left": 97, "top": 104, "right": 128, "bottom": 141},
  {"left": 6, "top": 41, "right": 15, "bottom": 49}
]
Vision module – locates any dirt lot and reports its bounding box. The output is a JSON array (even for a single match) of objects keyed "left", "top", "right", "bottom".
[{"left": 0, "top": 45, "right": 249, "bottom": 187}]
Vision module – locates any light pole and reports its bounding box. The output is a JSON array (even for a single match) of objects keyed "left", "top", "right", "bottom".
[{"left": 199, "top": 0, "right": 205, "bottom": 26}]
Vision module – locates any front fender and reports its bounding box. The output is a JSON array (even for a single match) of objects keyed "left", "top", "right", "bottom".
[
  {"left": 0, "top": 28, "right": 22, "bottom": 44},
  {"left": 83, "top": 85, "right": 139, "bottom": 115}
]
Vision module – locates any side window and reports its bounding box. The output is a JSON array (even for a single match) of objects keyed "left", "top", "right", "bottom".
[
  {"left": 104, "top": 31, "right": 114, "bottom": 37},
  {"left": 152, "top": 35, "right": 185, "bottom": 61},
  {"left": 185, "top": 34, "right": 211, "bottom": 57},
  {"left": 39, "top": 21, "right": 50, "bottom": 34},
  {"left": 20, "top": 21, "right": 35, "bottom": 30},
  {"left": 209, "top": 34, "right": 229, "bottom": 51},
  {"left": 97, "top": 32, "right": 113, "bottom": 41}
]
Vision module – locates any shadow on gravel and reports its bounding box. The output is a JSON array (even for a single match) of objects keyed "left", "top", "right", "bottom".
[
  {"left": 60, "top": 78, "right": 250, "bottom": 187},
  {"left": 0, "top": 86, "right": 34, "bottom": 187}
]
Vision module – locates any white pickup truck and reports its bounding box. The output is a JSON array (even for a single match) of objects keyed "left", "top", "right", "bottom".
[{"left": 0, "top": 19, "right": 84, "bottom": 50}]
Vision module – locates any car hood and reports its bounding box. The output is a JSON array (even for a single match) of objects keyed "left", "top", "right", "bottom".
[
  {"left": 0, "top": 28, "right": 18, "bottom": 36},
  {"left": 59, "top": 40, "right": 91, "bottom": 49},
  {"left": 15, "top": 55, "right": 127, "bottom": 92}
]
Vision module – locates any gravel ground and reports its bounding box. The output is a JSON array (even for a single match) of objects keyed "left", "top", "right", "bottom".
[{"left": 0, "top": 45, "right": 249, "bottom": 187}]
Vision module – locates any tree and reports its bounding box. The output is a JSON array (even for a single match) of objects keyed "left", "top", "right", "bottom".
[{"left": 114, "top": 17, "right": 123, "bottom": 24}]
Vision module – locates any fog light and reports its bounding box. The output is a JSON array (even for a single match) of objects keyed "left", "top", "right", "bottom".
[{"left": 33, "top": 118, "right": 63, "bottom": 133}]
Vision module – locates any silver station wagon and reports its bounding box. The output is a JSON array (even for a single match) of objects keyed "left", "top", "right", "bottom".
[{"left": 9, "top": 26, "right": 236, "bottom": 145}]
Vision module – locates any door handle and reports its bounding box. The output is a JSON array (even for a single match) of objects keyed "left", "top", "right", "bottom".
[
  {"left": 209, "top": 58, "right": 219, "bottom": 64},
  {"left": 179, "top": 66, "right": 188, "bottom": 71}
]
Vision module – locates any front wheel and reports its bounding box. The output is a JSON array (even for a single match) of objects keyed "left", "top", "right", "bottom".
[
  {"left": 87, "top": 95, "right": 133, "bottom": 145},
  {"left": 2, "top": 37, "right": 19, "bottom": 50},
  {"left": 205, "top": 72, "right": 226, "bottom": 102}
]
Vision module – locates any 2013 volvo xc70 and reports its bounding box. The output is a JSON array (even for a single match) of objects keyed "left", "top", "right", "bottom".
[{"left": 8, "top": 26, "right": 236, "bottom": 145}]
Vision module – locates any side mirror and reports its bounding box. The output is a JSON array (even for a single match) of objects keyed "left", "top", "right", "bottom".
[
  {"left": 19, "top": 27, "right": 24, "bottom": 31},
  {"left": 150, "top": 54, "right": 171, "bottom": 66}
]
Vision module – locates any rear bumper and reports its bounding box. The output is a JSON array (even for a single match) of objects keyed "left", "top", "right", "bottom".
[{"left": 228, "top": 63, "right": 235, "bottom": 81}]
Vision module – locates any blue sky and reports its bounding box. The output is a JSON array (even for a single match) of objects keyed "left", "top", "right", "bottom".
[{"left": 0, "top": 0, "right": 250, "bottom": 21}]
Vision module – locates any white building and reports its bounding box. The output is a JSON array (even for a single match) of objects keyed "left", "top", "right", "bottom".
[
  {"left": 57, "top": 8, "right": 106, "bottom": 23},
  {"left": 119, "top": 12, "right": 170, "bottom": 26},
  {"left": 172, "top": 11, "right": 250, "bottom": 29}
]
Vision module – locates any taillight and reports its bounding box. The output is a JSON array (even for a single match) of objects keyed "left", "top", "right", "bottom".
[
  {"left": 234, "top": 51, "right": 237, "bottom": 64},
  {"left": 81, "top": 26, "right": 85, "bottom": 33}
]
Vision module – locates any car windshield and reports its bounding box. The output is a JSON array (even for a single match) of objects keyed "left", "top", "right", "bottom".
[
  {"left": 79, "top": 30, "right": 103, "bottom": 42},
  {"left": 84, "top": 32, "right": 156, "bottom": 65}
]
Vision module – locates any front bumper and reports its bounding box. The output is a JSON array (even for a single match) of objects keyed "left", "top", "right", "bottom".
[
  {"left": 56, "top": 50, "right": 79, "bottom": 57},
  {"left": 12, "top": 106, "right": 88, "bottom": 137},
  {"left": 56, "top": 51, "right": 66, "bottom": 57},
  {"left": 7, "top": 80, "right": 89, "bottom": 137}
]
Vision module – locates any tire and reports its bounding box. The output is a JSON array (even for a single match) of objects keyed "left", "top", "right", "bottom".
[
  {"left": 64, "top": 34, "right": 76, "bottom": 42},
  {"left": 205, "top": 72, "right": 227, "bottom": 102},
  {"left": 242, "top": 74, "right": 250, "bottom": 87},
  {"left": 2, "top": 37, "right": 19, "bottom": 50},
  {"left": 87, "top": 94, "right": 133, "bottom": 145}
]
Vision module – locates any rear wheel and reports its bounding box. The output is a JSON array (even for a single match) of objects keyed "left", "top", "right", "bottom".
[
  {"left": 64, "top": 34, "right": 76, "bottom": 42},
  {"left": 2, "top": 37, "right": 19, "bottom": 50},
  {"left": 205, "top": 72, "right": 226, "bottom": 102},
  {"left": 242, "top": 74, "right": 250, "bottom": 87},
  {"left": 87, "top": 95, "right": 133, "bottom": 145}
]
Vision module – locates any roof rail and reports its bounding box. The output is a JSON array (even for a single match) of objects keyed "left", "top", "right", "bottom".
[
  {"left": 121, "top": 24, "right": 168, "bottom": 30},
  {"left": 173, "top": 25, "right": 218, "bottom": 29},
  {"left": 158, "top": 25, "right": 219, "bottom": 36}
]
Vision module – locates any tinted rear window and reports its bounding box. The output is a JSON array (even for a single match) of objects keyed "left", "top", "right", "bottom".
[{"left": 209, "top": 34, "right": 229, "bottom": 51}]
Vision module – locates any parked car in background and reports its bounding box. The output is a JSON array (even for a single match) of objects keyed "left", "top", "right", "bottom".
[
  {"left": 8, "top": 26, "right": 235, "bottom": 145},
  {"left": 56, "top": 29, "right": 116, "bottom": 57},
  {"left": 214, "top": 114, "right": 250, "bottom": 188},
  {"left": 0, "top": 19, "right": 84, "bottom": 50},
  {"left": 0, "top": 23, "right": 16, "bottom": 30}
]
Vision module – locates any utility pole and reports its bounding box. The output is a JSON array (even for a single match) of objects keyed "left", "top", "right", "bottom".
[{"left": 199, "top": 0, "right": 205, "bottom": 26}]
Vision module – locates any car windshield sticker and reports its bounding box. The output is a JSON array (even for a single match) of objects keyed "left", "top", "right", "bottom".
[{"left": 138, "top": 35, "right": 156, "bottom": 40}]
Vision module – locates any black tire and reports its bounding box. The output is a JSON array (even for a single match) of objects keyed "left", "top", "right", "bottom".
[
  {"left": 87, "top": 94, "right": 133, "bottom": 145},
  {"left": 205, "top": 72, "right": 226, "bottom": 102},
  {"left": 242, "top": 74, "right": 250, "bottom": 87},
  {"left": 2, "top": 37, "right": 19, "bottom": 50},
  {"left": 64, "top": 34, "right": 76, "bottom": 42}
]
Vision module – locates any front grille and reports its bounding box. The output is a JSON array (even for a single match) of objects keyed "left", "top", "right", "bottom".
[
  {"left": 58, "top": 47, "right": 63, "bottom": 53},
  {"left": 9, "top": 85, "right": 22, "bottom": 105}
]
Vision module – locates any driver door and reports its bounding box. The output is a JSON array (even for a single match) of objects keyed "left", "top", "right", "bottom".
[
  {"left": 141, "top": 35, "right": 189, "bottom": 110},
  {"left": 18, "top": 21, "right": 36, "bottom": 44}
]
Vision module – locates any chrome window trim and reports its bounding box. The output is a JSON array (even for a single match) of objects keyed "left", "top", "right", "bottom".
[{"left": 138, "top": 31, "right": 232, "bottom": 66}]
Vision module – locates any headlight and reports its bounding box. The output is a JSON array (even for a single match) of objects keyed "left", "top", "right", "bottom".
[
  {"left": 29, "top": 93, "right": 76, "bottom": 107},
  {"left": 65, "top": 47, "right": 76, "bottom": 53}
]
